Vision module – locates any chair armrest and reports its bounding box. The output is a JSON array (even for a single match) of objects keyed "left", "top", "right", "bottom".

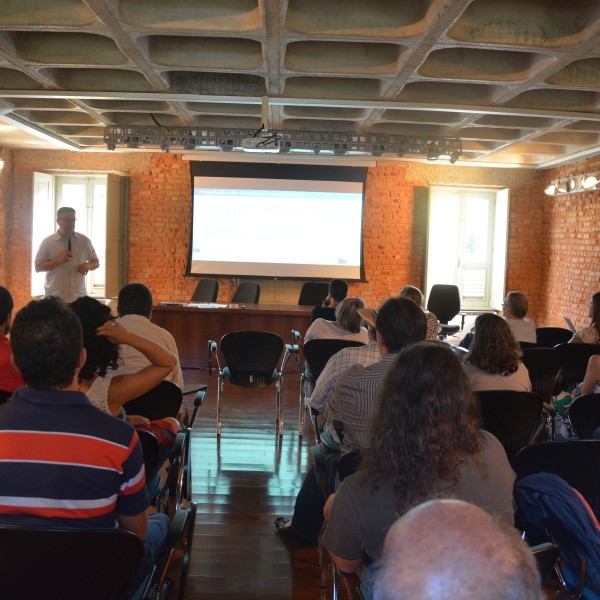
[
  {"left": 291, "top": 329, "right": 302, "bottom": 347},
  {"left": 187, "top": 390, "right": 205, "bottom": 430},
  {"left": 194, "top": 388, "right": 205, "bottom": 408},
  {"left": 208, "top": 340, "right": 218, "bottom": 376},
  {"left": 153, "top": 505, "right": 193, "bottom": 584}
]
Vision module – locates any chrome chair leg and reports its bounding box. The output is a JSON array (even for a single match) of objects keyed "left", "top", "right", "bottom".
[
  {"left": 216, "top": 375, "right": 223, "bottom": 436},
  {"left": 276, "top": 374, "right": 284, "bottom": 436},
  {"left": 298, "top": 373, "right": 306, "bottom": 436}
]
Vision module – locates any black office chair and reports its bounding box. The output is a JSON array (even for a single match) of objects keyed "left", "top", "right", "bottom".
[
  {"left": 426, "top": 284, "right": 461, "bottom": 337},
  {"left": 535, "top": 326, "right": 573, "bottom": 348},
  {"left": 191, "top": 278, "right": 218, "bottom": 303},
  {"left": 298, "top": 282, "right": 329, "bottom": 306},
  {"left": 0, "top": 526, "right": 142, "bottom": 600},
  {"left": 0, "top": 505, "right": 196, "bottom": 600},
  {"left": 567, "top": 394, "right": 600, "bottom": 440},
  {"left": 554, "top": 343, "right": 600, "bottom": 393},
  {"left": 138, "top": 428, "right": 163, "bottom": 496},
  {"left": 476, "top": 390, "right": 545, "bottom": 465},
  {"left": 123, "top": 380, "right": 183, "bottom": 421},
  {"left": 232, "top": 282, "right": 260, "bottom": 304},
  {"left": 209, "top": 331, "right": 284, "bottom": 435},
  {"left": 521, "top": 347, "right": 562, "bottom": 406},
  {"left": 518, "top": 341, "right": 538, "bottom": 349},
  {"left": 300, "top": 338, "right": 365, "bottom": 441},
  {"left": 514, "top": 439, "right": 600, "bottom": 519}
]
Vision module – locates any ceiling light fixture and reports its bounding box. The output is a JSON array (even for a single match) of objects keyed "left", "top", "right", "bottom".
[
  {"left": 544, "top": 171, "right": 600, "bottom": 196},
  {"left": 104, "top": 126, "right": 462, "bottom": 163}
]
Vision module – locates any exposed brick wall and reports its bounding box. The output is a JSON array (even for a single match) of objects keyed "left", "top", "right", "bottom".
[
  {"left": 0, "top": 148, "right": 12, "bottom": 284},
  {"left": 3, "top": 148, "right": 596, "bottom": 330},
  {"left": 539, "top": 157, "right": 600, "bottom": 329}
]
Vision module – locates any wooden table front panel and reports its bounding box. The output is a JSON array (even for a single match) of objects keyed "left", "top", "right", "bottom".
[{"left": 152, "top": 304, "right": 312, "bottom": 369}]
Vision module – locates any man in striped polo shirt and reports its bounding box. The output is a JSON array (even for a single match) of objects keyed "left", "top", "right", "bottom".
[
  {"left": 0, "top": 296, "right": 168, "bottom": 591},
  {"left": 275, "top": 297, "right": 428, "bottom": 545}
]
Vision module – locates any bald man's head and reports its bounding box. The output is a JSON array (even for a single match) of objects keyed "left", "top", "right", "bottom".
[{"left": 373, "top": 499, "right": 542, "bottom": 600}]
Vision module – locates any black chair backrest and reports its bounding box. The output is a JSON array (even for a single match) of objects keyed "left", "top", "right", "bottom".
[
  {"left": 476, "top": 390, "right": 544, "bottom": 464},
  {"left": 426, "top": 284, "right": 460, "bottom": 324},
  {"left": 554, "top": 343, "right": 600, "bottom": 393},
  {"left": 0, "top": 390, "right": 12, "bottom": 405},
  {"left": 519, "top": 341, "right": 538, "bottom": 350},
  {"left": 535, "top": 327, "right": 573, "bottom": 348},
  {"left": 0, "top": 525, "right": 142, "bottom": 600},
  {"left": 191, "top": 278, "right": 218, "bottom": 302},
  {"left": 303, "top": 339, "right": 365, "bottom": 382},
  {"left": 568, "top": 394, "right": 600, "bottom": 440},
  {"left": 137, "top": 428, "right": 162, "bottom": 483},
  {"left": 123, "top": 380, "right": 183, "bottom": 421},
  {"left": 514, "top": 440, "right": 600, "bottom": 519},
  {"left": 298, "top": 282, "right": 329, "bottom": 306},
  {"left": 232, "top": 282, "right": 260, "bottom": 304},
  {"left": 521, "top": 347, "right": 563, "bottom": 403},
  {"left": 221, "top": 330, "right": 283, "bottom": 387}
]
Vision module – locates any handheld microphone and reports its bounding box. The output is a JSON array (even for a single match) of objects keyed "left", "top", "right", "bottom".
[{"left": 67, "top": 237, "right": 72, "bottom": 252}]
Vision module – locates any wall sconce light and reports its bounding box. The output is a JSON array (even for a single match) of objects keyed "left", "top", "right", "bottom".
[{"left": 544, "top": 171, "right": 600, "bottom": 196}]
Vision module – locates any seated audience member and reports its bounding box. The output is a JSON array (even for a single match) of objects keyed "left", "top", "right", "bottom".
[
  {"left": 309, "top": 322, "right": 379, "bottom": 415},
  {"left": 304, "top": 297, "right": 368, "bottom": 344},
  {"left": 274, "top": 297, "right": 427, "bottom": 545},
  {"left": 373, "top": 499, "right": 542, "bottom": 600},
  {"left": 502, "top": 290, "right": 537, "bottom": 344},
  {"left": 463, "top": 313, "right": 531, "bottom": 392},
  {"left": 399, "top": 285, "right": 440, "bottom": 341},
  {"left": 0, "top": 286, "right": 24, "bottom": 395},
  {"left": 70, "top": 296, "right": 179, "bottom": 455},
  {"left": 0, "top": 297, "right": 169, "bottom": 592},
  {"left": 116, "top": 282, "right": 184, "bottom": 389},
  {"left": 570, "top": 292, "right": 600, "bottom": 344},
  {"left": 572, "top": 354, "right": 600, "bottom": 397},
  {"left": 322, "top": 342, "right": 515, "bottom": 581},
  {"left": 311, "top": 278, "right": 348, "bottom": 322},
  {"left": 461, "top": 291, "right": 536, "bottom": 350}
]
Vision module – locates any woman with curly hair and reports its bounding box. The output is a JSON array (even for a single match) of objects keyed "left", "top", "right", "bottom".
[
  {"left": 70, "top": 296, "right": 179, "bottom": 445},
  {"left": 464, "top": 312, "right": 531, "bottom": 392},
  {"left": 570, "top": 292, "right": 600, "bottom": 344},
  {"left": 321, "top": 342, "right": 515, "bottom": 579}
]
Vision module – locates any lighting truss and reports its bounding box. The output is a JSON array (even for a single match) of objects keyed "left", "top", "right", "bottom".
[{"left": 104, "top": 125, "right": 462, "bottom": 162}]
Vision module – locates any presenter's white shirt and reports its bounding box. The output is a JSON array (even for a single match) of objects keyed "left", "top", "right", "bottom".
[{"left": 35, "top": 231, "right": 98, "bottom": 302}]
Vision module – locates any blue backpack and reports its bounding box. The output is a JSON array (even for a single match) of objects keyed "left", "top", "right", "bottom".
[{"left": 515, "top": 472, "right": 600, "bottom": 596}]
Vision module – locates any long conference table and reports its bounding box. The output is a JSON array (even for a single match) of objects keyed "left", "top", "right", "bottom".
[{"left": 151, "top": 303, "right": 312, "bottom": 369}]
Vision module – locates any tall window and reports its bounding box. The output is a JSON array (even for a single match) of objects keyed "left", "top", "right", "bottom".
[{"left": 426, "top": 186, "right": 509, "bottom": 311}]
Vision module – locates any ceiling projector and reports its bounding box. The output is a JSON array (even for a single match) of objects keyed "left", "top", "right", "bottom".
[{"left": 241, "top": 136, "right": 280, "bottom": 153}]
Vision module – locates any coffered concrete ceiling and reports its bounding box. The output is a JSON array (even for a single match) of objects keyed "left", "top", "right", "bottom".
[{"left": 0, "top": 0, "right": 598, "bottom": 167}]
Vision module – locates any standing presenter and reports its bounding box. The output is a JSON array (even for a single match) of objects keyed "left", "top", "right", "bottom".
[{"left": 35, "top": 207, "right": 100, "bottom": 302}]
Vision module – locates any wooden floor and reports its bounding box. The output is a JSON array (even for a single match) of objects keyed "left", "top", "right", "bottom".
[
  {"left": 182, "top": 368, "right": 326, "bottom": 600},
  {"left": 180, "top": 368, "right": 560, "bottom": 600}
]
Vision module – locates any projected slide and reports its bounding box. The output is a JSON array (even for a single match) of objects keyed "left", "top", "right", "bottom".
[{"left": 189, "top": 175, "right": 364, "bottom": 279}]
